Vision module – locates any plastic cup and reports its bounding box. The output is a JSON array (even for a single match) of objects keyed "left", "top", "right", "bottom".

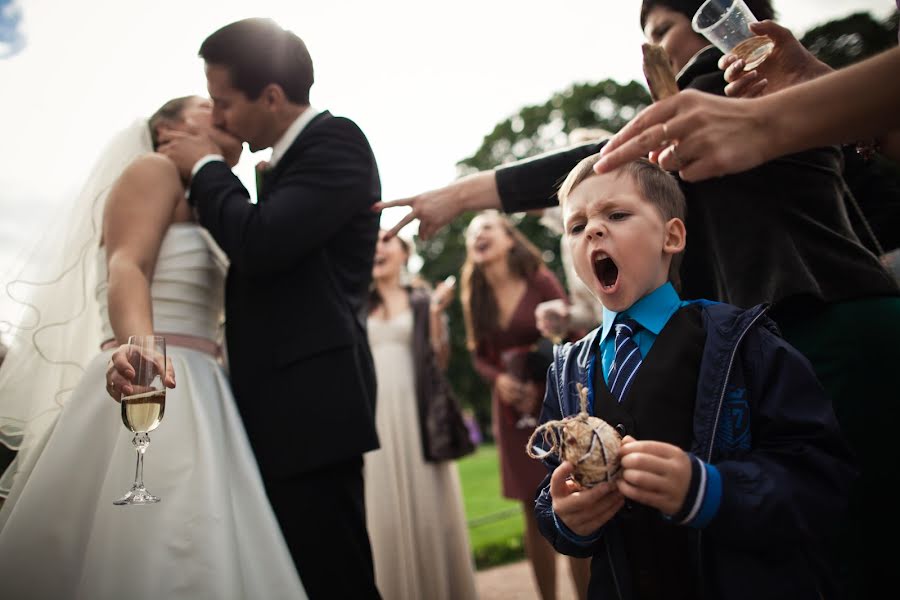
[{"left": 692, "top": 0, "right": 774, "bottom": 70}]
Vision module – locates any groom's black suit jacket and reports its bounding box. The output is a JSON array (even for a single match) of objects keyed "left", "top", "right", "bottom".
[{"left": 189, "top": 111, "right": 381, "bottom": 478}]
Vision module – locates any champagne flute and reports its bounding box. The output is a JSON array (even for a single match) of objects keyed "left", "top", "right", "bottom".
[
  {"left": 113, "top": 335, "right": 166, "bottom": 505},
  {"left": 500, "top": 348, "right": 539, "bottom": 430}
]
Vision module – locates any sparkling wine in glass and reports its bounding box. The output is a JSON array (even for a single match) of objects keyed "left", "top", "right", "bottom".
[{"left": 113, "top": 335, "right": 166, "bottom": 506}]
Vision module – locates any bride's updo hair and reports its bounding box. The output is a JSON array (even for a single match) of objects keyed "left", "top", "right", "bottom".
[{"left": 148, "top": 95, "right": 197, "bottom": 150}]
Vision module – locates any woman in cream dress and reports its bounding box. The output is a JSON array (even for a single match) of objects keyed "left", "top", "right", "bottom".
[{"left": 364, "top": 231, "right": 477, "bottom": 600}]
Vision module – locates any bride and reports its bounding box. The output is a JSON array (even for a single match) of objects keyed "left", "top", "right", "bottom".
[{"left": 0, "top": 96, "right": 306, "bottom": 599}]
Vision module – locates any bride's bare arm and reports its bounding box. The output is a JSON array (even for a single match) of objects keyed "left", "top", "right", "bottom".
[{"left": 103, "top": 154, "right": 183, "bottom": 344}]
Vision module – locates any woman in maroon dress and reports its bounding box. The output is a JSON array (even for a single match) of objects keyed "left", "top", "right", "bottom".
[{"left": 461, "top": 210, "right": 588, "bottom": 600}]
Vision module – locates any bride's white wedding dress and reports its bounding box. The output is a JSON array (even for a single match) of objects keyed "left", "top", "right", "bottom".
[{"left": 0, "top": 224, "right": 306, "bottom": 599}]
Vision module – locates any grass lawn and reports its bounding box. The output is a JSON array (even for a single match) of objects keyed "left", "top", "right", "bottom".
[{"left": 457, "top": 443, "right": 527, "bottom": 569}]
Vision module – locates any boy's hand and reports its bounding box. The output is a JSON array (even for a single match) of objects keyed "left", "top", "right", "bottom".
[
  {"left": 551, "top": 461, "right": 625, "bottom": 537},
  {"left": 616, "top": 436, "right": 691, "bottom": 517}
]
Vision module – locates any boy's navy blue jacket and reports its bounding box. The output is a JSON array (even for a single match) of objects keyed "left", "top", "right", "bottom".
[{"left": 534, "top": 301, "right": 856, "bottom": 600}]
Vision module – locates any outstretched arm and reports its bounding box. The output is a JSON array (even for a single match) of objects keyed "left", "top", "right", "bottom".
[
  {"left": 103, "top": 154, "right": 180, "bottom": 398},
  {"left": 596, "top": 46, "right": 900, "bottom": 181},
  {"left": 376, "top": 140, "right": 606, "bottom": 241},
  {"left": 375, "top": 171, "right": 502, "bottom": 240}
]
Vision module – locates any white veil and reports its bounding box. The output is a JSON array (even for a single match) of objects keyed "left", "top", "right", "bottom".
[{"left": 0, "top": 119, "right": 153, "bottom": 496}]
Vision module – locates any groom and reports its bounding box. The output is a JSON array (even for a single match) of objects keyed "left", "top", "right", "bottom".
[{"left": 110, "top": 18, "right": 382, "bottom": 599}]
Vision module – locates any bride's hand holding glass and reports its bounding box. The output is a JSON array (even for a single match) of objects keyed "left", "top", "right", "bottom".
[
  {"left": 106, "top": 341, "right": 176, "bottom": 400},
  {"left": 108, "top": 335, "right": 172, "bottom": 505}
]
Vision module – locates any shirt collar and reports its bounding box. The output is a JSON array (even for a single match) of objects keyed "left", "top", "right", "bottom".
[
  {"left": 269, "top": 106, "right": 320, "bottom": 168},
  {"left": 599, "top": 282, "right": 682, "bottom": 345}
]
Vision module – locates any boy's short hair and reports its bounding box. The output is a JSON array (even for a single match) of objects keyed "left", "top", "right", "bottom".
[
  {"left": 558, "top": 154, "right": 686, "bottom": 223},
  {"left": 557, "top": 154, "right": 687, "bottom": 288}
]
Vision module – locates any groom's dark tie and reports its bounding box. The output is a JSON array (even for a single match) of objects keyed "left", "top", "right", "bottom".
[
  {"left": 255, "top": 161, "right": 272, "bottom": 202},
  {"left": 608, "top": 316, "right": 643, "bottom": 402}
]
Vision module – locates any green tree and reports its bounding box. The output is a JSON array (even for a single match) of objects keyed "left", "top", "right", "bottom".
[{"left": 800, "top": 10, "right": 898, "bottom": 69}]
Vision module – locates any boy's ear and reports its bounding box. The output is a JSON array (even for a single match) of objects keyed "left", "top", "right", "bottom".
[{"left": 663, "top": 218, "right": 686, "bottom": 256}]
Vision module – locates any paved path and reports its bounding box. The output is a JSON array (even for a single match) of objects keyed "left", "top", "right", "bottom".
[{"left": 475, "top": 556, "right": 581, "bottom": 600}]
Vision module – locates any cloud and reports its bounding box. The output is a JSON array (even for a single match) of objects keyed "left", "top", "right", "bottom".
[{"left": 0, "top": 0, "right": 25, "bottom": 59}]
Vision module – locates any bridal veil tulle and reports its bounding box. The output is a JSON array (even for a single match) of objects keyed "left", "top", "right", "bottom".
[{"left": 0, "top": 120, "right": 153, "bottom": 497}]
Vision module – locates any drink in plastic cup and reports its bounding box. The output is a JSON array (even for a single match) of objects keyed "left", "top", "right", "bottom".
[{"left": 692, "top": 0, "right": 774, "bottom": 70}]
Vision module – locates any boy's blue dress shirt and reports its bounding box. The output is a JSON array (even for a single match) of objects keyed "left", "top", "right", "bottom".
[{"left": 598, "top": 282, "right": 689, "bottom": 384}]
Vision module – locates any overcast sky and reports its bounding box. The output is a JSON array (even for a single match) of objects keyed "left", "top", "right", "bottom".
[{"left": 0, "top": 0, "right": 893, "bottom": 286}]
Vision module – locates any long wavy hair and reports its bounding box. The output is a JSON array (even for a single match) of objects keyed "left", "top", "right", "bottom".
[{"left": 461, "top": 211, "right": 543, "bottom": 351}]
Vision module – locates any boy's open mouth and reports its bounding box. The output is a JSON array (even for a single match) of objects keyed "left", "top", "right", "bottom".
[
  {"left": 593, "top": 253, "right": 619, "bottom": 291},
  {"left": 374, "top": 256, "right": 388, "bottom": 266}
]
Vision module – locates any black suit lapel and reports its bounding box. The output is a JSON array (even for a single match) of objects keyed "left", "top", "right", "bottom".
[
  {"left": 267, "top": 110, "right": 333, "bottom": 182},
  {"left": 257, "top": 167, "right": 274, "bottom": 203},
  {"left": 258, "top": 111, "right": 332, "bottom": 204}
]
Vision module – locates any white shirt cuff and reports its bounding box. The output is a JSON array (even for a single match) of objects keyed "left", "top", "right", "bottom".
[{"left": 191, "top": 154, "right": 225, "bottom": 179}]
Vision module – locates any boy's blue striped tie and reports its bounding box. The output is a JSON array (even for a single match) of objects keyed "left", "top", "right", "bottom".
[{"left": 608, "top": 317, "right": 643, "bottom": 402}]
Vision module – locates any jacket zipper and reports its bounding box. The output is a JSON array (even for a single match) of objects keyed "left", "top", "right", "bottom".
[
  {"left": 556, "top": 347, "right": 568, "bottom": 416},
  {"left": 697, "top": 307, "right": 768, "bottom": 581},
  {"left": 705, "top": 307, "right": 767, "bottom": 461}
]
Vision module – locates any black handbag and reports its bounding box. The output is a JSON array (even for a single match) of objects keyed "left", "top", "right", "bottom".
[
  {"left": 410, "top": 288, "right": 475, "bottom": 463},
  {"left": 421, "top": 364, "right": 475, "bottom": 462}
]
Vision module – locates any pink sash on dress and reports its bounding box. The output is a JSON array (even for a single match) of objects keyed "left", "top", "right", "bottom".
[{"left": 100, "top": 334, "right": 220, "bottom": 358}]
